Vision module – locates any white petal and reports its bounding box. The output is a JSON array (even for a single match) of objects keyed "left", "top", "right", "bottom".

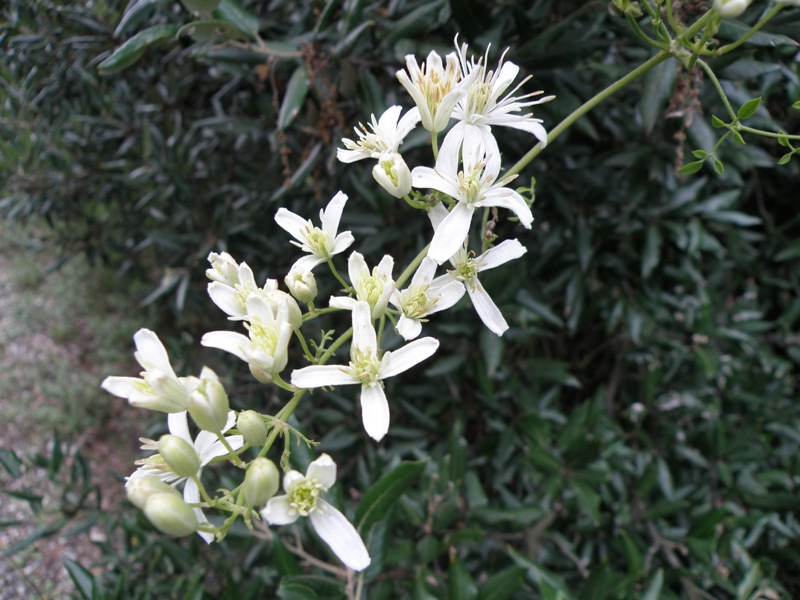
[
  {"left": 321, "top": 191, "right": 348, "bottom": 238},
  {"left": 396, "top": 106, "right": 421, "bottom": 139},
  {"left": 168, "top": 411, "right": 192, "bottom": 444},
  {"left": 331, "top": 232, "right": 355, "bottom": 255},
  {"left": 411, "top": 166, "right": 461, "bottom": 199},
  {"left": 347, "top": 251, "right": 367, "bottom": 289},
  {"left": 292, "top": 254, "right": 326, "bottom": 273},
  {"left": 306, "top": 454, "right": 337, "bottom": 490},
  {"left": 101, "top": 376, "right": 142, "bottom": 400},
  {"left": 437, "top": 123, "right": 464, "bottom": 176},
  {"left": 500, "top": 117, "right": 548, "bottom": 146},
  {"left": 262, "top": 495, "right": 299, "bottom": 525},
  {"left": 309, "top": 500, "right": 371, "bottom": 571},
  {"left": 428, "top": 202, "right": 450, "bottom": 231},
  {"left": 477, "top": 189, "right": 533, "bottom": 229},
  {"left": 429, "top": 280, "right": 466, "bottom": 313},
  {"left": 133, "top": 329, "right": 174, "bottom": 375},
  {"left": 467, "top": 280, "right": 509, "bottom": 336},
  {"left": 476, "top": 239, "right": 527, "bottom": 271},
  {"left": 428, "top": 202, "right": 473, "bottom": 264},
  {"left": 351, "top": 302, "right": 377, "bottom": 354},
  {"left": 396, "top": 315, "right": 423, "bottom": 341},
  {"left": 410, "top": 257, "right": 438, "bottom": 287},
  {"left": 207, "top": 282, "right": 244, "bottom": 318},
  {"left": 183, "top": 479, "right": 214, "bottom": 544},
  {"left": 380, "top": 337, "right": 439, "bottom": 379},
  {"left": 329, "top": 296, "right": 358, "bottom": 311},
  {"left": 360, "top": 383, "right": 390, "bottom": 441},
  {"left": 291, "top": 365, "right": 358, "bottom": 388},
  {"left": 274, "top": 208, "right": 310, "bottom": 242},
  {"left": 201, "top": 331, "right": 250, "bottom": 362}
]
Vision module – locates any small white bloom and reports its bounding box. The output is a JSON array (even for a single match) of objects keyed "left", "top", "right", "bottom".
[
  {"left": 714, "top": 0, "right": 753, "bottom": 17},
  {"left": 206, "top": 251, "right": 240, "bottom": 286},
  {"left": 432, "top": 235, "right": 527, "bottom": 336},
  {"left": 448, "top": 39, "right": 554, "bottom": 159},
  {"left": 261, "top": 454, "right": 370, "bottom": 571},
  {"left": 284, "top": 266, "right": 318, "bottom": 304},
  {"left": 291, "top": 302, "right": 439, "bottom": 441},
  {"left": 337, "top": 105, "right": 420, "bottom": 163},
  {"left": 390, "top": 257, "right": 465, "bottom": 340},
  {"left": 102, "top": 329, "right": 188, "bottom": 413},
  {"left": 329, "top": 252, "right": 396, "bottom": 319},
  {"left": 412, "top": 133, "right": 533, "bottom": 264},
  {"left": 372, "top": 152, "right": 413, "bottom": 198},
  {"left": 201, "top": 295, "right": 293, "bottom": 384},
  {"left": 396, "top": 48, "right": 478, "bottom": 133},
  {"left": 128, "top": 410, "right": 244, "bottom": 543},
  {"left": 275, "top": 191, "right": 355, "bottom": 273}
]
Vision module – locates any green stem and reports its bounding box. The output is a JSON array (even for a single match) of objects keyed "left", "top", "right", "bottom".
[
  {"left": 665, "top": 0, "right": 679, "bottom": 33},
  {"left": 715, "top": 4, "right": 783, "bottom": 56},
  {"left": 739, "top": 126, "right": 800, "bottom": 141},
  {"left": 272, "top": 373, "right": 295, "bottom": 393},
  {"left": 294, "top": 328, "right": 314, "bottom": 361},
  {"left": 215, "top": 432, "right": 245, "bottom": 467},
  {"left": 191, "top": 475, "right": 215, "bottom": 505},
  {"left": 395, "top": 243, "right": 430, "bottom": 289},
  {"left": 431, "top": 131, "right": 439, "bottom": 161},
  {"left": 318, "top": 327, "right": 353, "bottom": 365},
  {"left": 327, "top": 257, "right": 351, "bottom": 292},
  {"left": 506, "top": 50, "right": 672, "bottom": 178},
  {"left": 626, "top": 13, "right": 665, "bottom": 49},
  {"left": 695, "top": 58, "right": 737, "bottom": 120},
  {"left": 377, "top": 314, "right": 386, "bottom": 345},
  {"left": 256, "top": 392, "right": 304, "bottom": 459}
]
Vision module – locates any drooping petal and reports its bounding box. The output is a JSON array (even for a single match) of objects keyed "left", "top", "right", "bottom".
[
  {"left": 428, "top": 202, "right": 473, "bottom": 264},
  {"left": 168, "top": 411, "right": 192, "bottom": 445},
  {"left": 380, "top": 337, "right": 440, "bottom": 379},
  {"left": 201, "top": 331, "right": 251, "bottom": 362},
  {"left": 500, "top": 117, "right": 548, "bottom": 146},
  {"left": 101, "top": 376, "right": 144, "bottom": 400},
  {"left": 274, "top": 208, "right": 310, "bottom": 243},
  {"left": 410, "top": 166, "right": 461, "bottom": 199},
  {"left": 292, "top": 254, "right": 326, "bottom": 273},
  {"left": 476, "top": 188, "right": 533, "bottom": 229},
  {"left": 329, "top": 296, "right": 359, "bottom": 311},
  {"left": 183, "top": 478, "right": 214, "bottom": 544},
  {"left": 207, "top": 282, "right": 244, "bottom": 318},
  {"left": 475, "top": 239, "right": 527, "bottom": 271},
  {"left": 467, "top": 279, "right": 509, "bottom": 336},
  {"left": 359, "top": 383, "right": 390, "bottom": 441},
  {"left": 396, "top": 315, "right": 423, "bottom": 341},
  {"left": 306, "top": 454, "right": 337, "bottom": 490},
  {"left": 261, "top": 494, "right": 299, "bottom": 525},
  {"left": 351, "top": 301, "right": 377, "bottom": 354},
  {"left": 309, "top": 499, "right": 371, "bottom": 571},
  {"left": 291, "top": 365, "right": 358, "bottom": 388}
]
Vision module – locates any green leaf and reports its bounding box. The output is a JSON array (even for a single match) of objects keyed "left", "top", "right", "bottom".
[
  {"left": 278, "top": 66, "right": 310, "bottom": 131},
  {"left": 479, "top": 327, "right": 503, "bottom": 376},
  {"left": 114, "top": 0, "right": 164, "bottom": 37},
  {"left": 449, "top": 555, "right": 479, "bottom": 600},
  {"left": 64, "top": 557, "right": 102, "bottom": 600},
  {"left": 641, "top": 224, "right": 662, "bottom": 279},
  {"left": 793, "top": 101, "right": 800, "bottom": 110},
  {"left": 0, "top": 449, "right": 23, "bottom": 477},
  {"left": 641, "top": 569, "right": 663, "bottom": 600},
  {"left": 713, "top": 157, "right": 725, "bottom": 175},
  {"left": 691, "top": 149, "right": 708, "bottom": 159},
  {"left": 177, "top": 20, "right": 245, "bottom": 41},
  {"left": 640, "top": 59, "right": 677, "bottom": 135},
  {"left": 273, "top": 537, "right": 301, "bottom": 576},
  {"left": 277, "top": 575, "right": 345, "bottom": 600},
  {"left": 711, "top": 115, "right": 726, "bottom": 128},
  {"left": 180, "top": 0, "right": 221, "bottom": 15},
  {"left": 49, "top": 430, "right": 63, "bottom": 478},
  {"left": 731, "top": 130, "right": 746, "bottom": 145},
  {"left": 98, "top": 25, "right": 179, "bottom": 75},
  {"left": 212, "top": 0, "right": 260, "bottom": 38},
  {"left": 679, "top": 160, "right": 704, "bottom": 175},
  {"left": 737, "top": 97, "right": 761, "bottom": 120},
  {"left": 778, "top": 152, "right": 793, "bottom": 165},
  {"left": 355, "top": 460, "right": 426, "bottom": 531},
  {"left": 516, "top": 290, "right": 564, "bottom": 327},
  {"left": 736, "top": 563, "right": 761, "bottom": 600},
  {"left": 0, "top": 516, "right": 68, "bottom": 558},
  {"left": 478, "top": 566, "right": 525, "bottom": 600}
]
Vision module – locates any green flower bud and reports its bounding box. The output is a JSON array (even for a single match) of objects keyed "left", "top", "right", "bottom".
[
  {"left": 242, "top": 458, "right": 280, "bottom": 506},
  {"left": 159, "top": 434, "right": 200, "bottom": 478},
  {"left": 237, "top": 410, "right": 268, "bottom": 447},
  {"left": 187, "top": 367, "right": 230, "bottom": 433},
  {"left": 143, "top": 493, "right": 198, "bottom": 537},
  {"left": 126, "top": 475, "right": 181, "bottom": 510}
]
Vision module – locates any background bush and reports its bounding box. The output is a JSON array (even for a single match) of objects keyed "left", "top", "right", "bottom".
[{"left": 2, "top": 0, "right": 800, "bottom": 597}]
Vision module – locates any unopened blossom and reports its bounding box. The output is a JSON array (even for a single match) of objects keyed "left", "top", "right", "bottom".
[
  {"left": 291, "top": 302, "right": 439, "bottom": 441},
  {"left": 201, "top": 294, "right": 293, "bottom": 384},
  {"left": 372, "top": 151, "right": 412, "bottom": 198},
  {"left": 284, "top": 266, "right": 317, "bottom": 304},
  {"left": 396, "top": 48, "right": 478, "bottom": 133},
  {"left": 261, "top": 454, "right": 370, "bottom": 571},
  {"left": 102, "top": 329, "right": 188, "bottom": 413},
  {"left": 275, "top": 191, "right": 355, "bottom": 273},
  {"left": 129, "top": 410, "right": 244, "bottom": 543},
  {"left": 329, "top": 252, "right": 395, "bottom": 319},
  {"left": 206, "top": 254, "right": 301, "bottom": 328},
  {"left": 337, "top": 105, "right": 420, "bottom": 163},
  {"left": 448, "top": 39, "right": 553, "bottom": 159},
  {"left": 412, "top": 132, "right": 533, "bottom": 264},
  {"left": 390, "top": 257, "right": 465, "bottom": 340},
  {"left": 714, "top": 0, "right": 752, "bottom": 17}
]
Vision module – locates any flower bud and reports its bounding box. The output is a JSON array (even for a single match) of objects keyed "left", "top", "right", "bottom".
[
  {"left": 206, "top": 251, "right": 240, "bottom": 285},
  {"left": 143, "top": 493, "right": 198, "bottom": 537},
  {"left": 284, "top": 268, "right": 318, "bottom": 304},
  {"left": 372, "top": 152, "right": 412, "bottom": 198},
  {"left": 158, "top": 434, "right": 200, "bottom": 478},
  {"left": 242, "top": 458, "right": 280, "bottom": 506},
  {"left": 237, "top": 410, "right": 268, "bottom": 446},
  {"left": 187, "top": 367, "right": 230, "bottom": 433},
  {"left": 713, "top": 0, "right": 752, "bottom": 18},
  {"left": 126, "top": 475, "right": 181, "bottom": 510}
]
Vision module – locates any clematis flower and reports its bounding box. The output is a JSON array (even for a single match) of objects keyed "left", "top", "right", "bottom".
[
  {"left": 291, "top": 302, "right": 439, "bottom": 441},
  {"left": 412, "top": 132, "right": 533, "bottom": 264},
  {"left": 396, "top": 48, "right": 478, "bottom": 133},
  {"left": 101, "top": 329, "right": 188, "bottom": 413},
  {"left": 261, "top": 454, "right": 370, "bottom": 571},
  {"left": 390, "top": 257, "right": 465, "bottom": 340},
  {"left": 372, "top": 151, "right": 413, "bottom": 198},
  {"left": 201, "top": 294, "right": 293, "bottom": 384},
  {"left": 329, "top": 251, "right": 395, "bottom": 319},
  {"left": 447, "top": 39, "right": 554, "bottom": 159},
  {"left": 337, "top": 105, "right": 420, "bottom": 163},
  {"left": 128, "top": 410, "right": 244, "bottom": 543},
  {"left": 275, "top": 191, "right": 355, "bottom": 273},
  {"left": 713, "top": 0, "right": 752, "bottom": 16}
]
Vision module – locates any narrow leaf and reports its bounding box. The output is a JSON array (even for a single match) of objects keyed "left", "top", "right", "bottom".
[
  {"left": 64, "top": 558, "right": 102, "bottom": 600},
  {"left": 98, "top": 25, "right": 179, "bottom": 75},
  {"left": 278, "top": 66, "right": 310, "bottom": 131},
  {"left": 641, "top": 569, "right": 663, "bottom": 600},
  {"left": 679, "top": 160, "right": 704, "bottom": 175},
  {"left": 737, "top": 97, "right": 761, "bottom": 120},
  {"left": 355, "top": 461, "right": 426, "bottom": 531},
  {"left": 449, "top": 555, "right": 479, "bottom": 600}
]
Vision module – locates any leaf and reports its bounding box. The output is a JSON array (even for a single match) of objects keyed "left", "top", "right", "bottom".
[
  {"left": 0, "top": 449, "right": 23, "bottom": 478},
  {"left": 478, "top": 566, "right": 525, "bottom": 600},
  {"left": 98, "top": 25, "right": 179, "bottom": 75},
  {"left": 0, "top": 516, "right": 68, "bottom": 558},
  {"left": 778, "top": 152, "right": 793, "bottom": 165},
  {"left": 355, "top": 461, "right": 426, "bottom": 531},
  {"left": 479, "top": 327, "right": 503, "bottom": 376},
  {"left": 179, "top": 0, "right": 220, "bottom": 15},
  {"left": 516, "top": 289, "right": 564, "bottom": 327},
  {"left": 64, "top": 557, "right": 102, "bottom": 600},
  {"left": 713, "top": 157, "right": 724, "bottom": 175},
  {"left": 212, "top": 0, "right": 260, "bottom": 38},
  {"left": 114, "top": 0, "right": 164, "bottom": 37},
  {"left": 679, "top": 160, "right": 704, "bottom": 175},
  {"left": 277, "top": 576, "right": 345, "bottom": 600},
  {"left": 641, "top": 569, "right": 663, "bottom": 600},
  {"left": 641, "top": 224, "right": 662, "bottom": 279},
  {"left": 177, "top": 20, "right": 245, "bottom": 41},
  {"left": 737, "top": 97, "right": 761, "bottom": 120},
  {"left": 278, "top": 66, "right": 310, "bottom": 131},
  {"left": 272, "top": 537, "right": 301, "bottom": 577},
  {"left": 449, "top": 555, "right": 479, "bottom": 600},
  {"left": 793, "top": 101, "right": 800, "bottom": 110},
  {"left": 639, "top": 58, "right": 677, "bottom": 135},
  {"left": 49, "top": 430, "right": 63, "bottom": 478},
  {"left": 711, "top": 115, "right": 726, "bottom": 128}
]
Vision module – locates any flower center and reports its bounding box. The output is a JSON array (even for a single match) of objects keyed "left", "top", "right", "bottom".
[
  {"left": 400, "top": 285, "right": 432, "bottom": 320},
  {"left": 356, "top": 271, "right": 387, "bottom": 312},
  {"left": 453, "top": 255, "right": 479, "bottom": 286},
  {"left": 301, "top": 226, "right": 332, "bottom": 258},
  {"left": 457, "top": 166, "right": 487, "bottom": 205},
  {"left": 350, "top": 349, "right": 382, "bottom": 385},
  {"left": 247, "top": 321, "right": 280, "bottom": 354},
  {"left": 288, "top": 479, "right": 320, "bottom": 516},
  {"left": 378, "top": 157, "right": 400, "bottom": 186}
]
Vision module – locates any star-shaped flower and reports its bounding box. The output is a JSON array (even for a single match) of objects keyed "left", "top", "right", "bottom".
[
  {"left": 329, "top": 251, "right": 395, "bottom": 319},
  {"left": 337, "top": 105, "right": 420, "bottom": 163}
]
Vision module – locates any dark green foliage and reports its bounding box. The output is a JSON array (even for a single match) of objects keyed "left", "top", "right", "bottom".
[{"left": 3, "top": 0, "right": 800, "bottom": 598}]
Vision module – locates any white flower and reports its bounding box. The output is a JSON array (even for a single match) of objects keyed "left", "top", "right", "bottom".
[
  {"left": 390, "top": 257, "right": 465, "bottom": 340},
  {"left": 201, "top": 295, "right": 293, "bottom": 384},
  {"left": 714, "top": 0, "right": 752, "bottom": 17},
  {"left": 291, "top": 302, "right": 439, "bottom": 441},
  {"left": 337, "top": 105, "right": 420, "bottom": 163},
  {"left": 396, "top": 48, "right": 478, "bottom": 133},
  {"left": 261, "top": 454, "right": 370, "bottom": 571},
  {"left": 447, "top": 39, "right": 553, "bottom": 159},
  {"left": 129, "top": 410, "right": 244, "bottom": 543},
  {"left": 432, "top": 234, "right": 527, "bottom": 336},
  {"left": 412, "top": 132, "right": 533, "bottom": 264},
  {"left": 329, "top": 252, "right": 395, "bottom": 319},
  {"left": 372, "top": 152, "right": 412, "bottom": 198},
  {"left": 284, "top": 266, "right": 318, "bottom": 304},
  {"left": 275, "top": 191, "right": 355, "bottom": 272},
  {"left": 206, "top": 254, "right": 302, "bottom": 328},
  {"left": 102, "top": 329, "right": 188, "bottom": 413}
]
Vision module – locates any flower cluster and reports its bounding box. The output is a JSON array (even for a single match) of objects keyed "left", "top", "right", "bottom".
[{"left": 102, "top": 36, "right": 550, "bottom": 577}]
